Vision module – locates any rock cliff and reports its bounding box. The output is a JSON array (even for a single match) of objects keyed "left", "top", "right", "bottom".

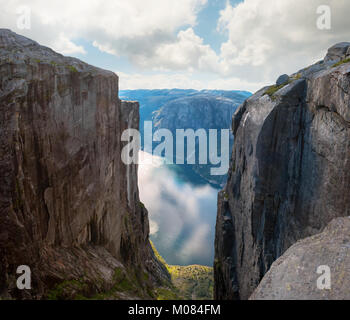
[
  {"left": 250, "top": 217, "right": 350, "bottom": 300},
  {"left": 0, "top": 29, "right": 168, "bottom": 299},
  {"left": 214, "top": 42, "right": 350, "bottom": 300}
]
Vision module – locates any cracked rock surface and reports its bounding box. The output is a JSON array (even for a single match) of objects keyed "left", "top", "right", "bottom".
[
  {"left": 0, "top": 29, "right": 168, "bottom": 299},
  {"left": 214, "top": 42, "right": 350, "bottom": 300}
]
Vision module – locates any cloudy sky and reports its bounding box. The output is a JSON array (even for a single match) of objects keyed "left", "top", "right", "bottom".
[{"left": 1, "top": 0, "right": 349, "bottom": 92}]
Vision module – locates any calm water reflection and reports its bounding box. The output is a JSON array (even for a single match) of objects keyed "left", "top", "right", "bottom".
[{"left": 138, "top": 151, "right": 219, "bottom": 266}]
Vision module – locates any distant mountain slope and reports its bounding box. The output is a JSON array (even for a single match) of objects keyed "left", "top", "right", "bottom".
[
  {"left": 120, "top": 89, "right": 251, "bottom": 188},
  {"left": 120, "top": 89, "right": 250, "bottom": 127},
  {"left": 150, "top": 241, "right": 214, "bottom": 300}
]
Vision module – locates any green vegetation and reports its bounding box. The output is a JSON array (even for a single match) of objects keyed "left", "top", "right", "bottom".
[
  {"left": 47, "top": 278, "right": 89, "bottom": 300},
  {"left": 155, "top": 287, "right": 180, "bottom": 300},
  {"left": 223, "top": 192, "right": 229, "bottom": 201},
  {"left": 167, "top": 265, "right": 214, "bottom": 300},
  {"left": 332, "top": 58, "right": 350, "bottom": 68},
  {"left": 150, "top": 241, "right": 214, "bottom": 300},
  {"left": 139, "top": 201, "right": 146, "bottom": 209},
  {"left": 47, "top": 242, "right": 213, "bottom": 300},
  {"left": 293, "top": 72, "right": 302, "bottom": 80},
  {"left": 264, "top": 82, "right": 289, "bottom": 99},
  {"left": 150, "top": 241, "right": 168, "bottom": 268},
  {"left": 46, "top": 266, "right": 155, "bottom": 300},
  {"left": 68, "top": 65, "right": 78, "bottom": 73},
  {"left": 264, "top": 73, "right": 302, "bottom": 100}
]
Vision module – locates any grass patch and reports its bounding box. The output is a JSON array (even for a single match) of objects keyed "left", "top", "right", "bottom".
[
  {"left": 155, "top": 288, "right": 180, "bottom": 300},
  {"left": 332, "top": 58, "right": 350, "bottom": 68},
  {"left": 293, "top": 73, "right": 302, "bottom": 80},
  {"left": 264, "top": 73, "right": 304, "bottom": 100},
  {"left": 264, "top": 83, "right": 288, "bottom": 98}
]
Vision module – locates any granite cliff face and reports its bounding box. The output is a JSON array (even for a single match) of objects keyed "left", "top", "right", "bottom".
[
  {"left": 0, "top": 29, "right": 168, "bottom": 299},
  {"left": 250, "top": 217, "right": 350, "bottom": 300},
  {"left": 214, "top": 42, "right": 350, "bottom": 300}
]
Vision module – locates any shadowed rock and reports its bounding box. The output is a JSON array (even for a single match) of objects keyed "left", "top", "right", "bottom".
[
  {"left": 0, "top": 29, "right": 169, "bottom": 299},
  {"left": 214, "top": 42, "right": 350, "bottom": 300},
  {"left": 276, "top": 74, "right": 289, "bottom": 86}
]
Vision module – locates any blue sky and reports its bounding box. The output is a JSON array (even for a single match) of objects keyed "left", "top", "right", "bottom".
[{"left": 1, "top": 0, "right": 349, "bottom": 91}]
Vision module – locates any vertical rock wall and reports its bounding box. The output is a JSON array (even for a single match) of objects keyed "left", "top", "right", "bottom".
[
  {"left": 215, "top": 43, "right": 350, "bottom": 300},
  {"left": 0, "top": 29, "right": 167, "bottom": 299}
]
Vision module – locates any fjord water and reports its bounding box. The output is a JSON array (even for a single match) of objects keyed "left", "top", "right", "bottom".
[{"left": 138, "top": 151, "right": 219, "bottom": 266}]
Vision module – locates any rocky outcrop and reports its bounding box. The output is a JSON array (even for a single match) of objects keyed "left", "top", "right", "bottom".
[
  {"left": 0, "top": 29, "right": 168, "bottom": 299},
  {"left": 214, "top": 43, "right": 350, "bottom": 300},
  {"left": 250, "top": 217, "right": 350, "bottom": 300}
]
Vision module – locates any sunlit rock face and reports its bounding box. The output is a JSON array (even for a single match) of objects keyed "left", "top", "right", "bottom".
[
  {"left": 250, "top": 217, "right": 350, "bottom": 300},
  {"left": 0, "top": 29, "right": 168, "bottom": 299},
  {"left": 215, "top": 43, "right": 350, "bottom": 300}
]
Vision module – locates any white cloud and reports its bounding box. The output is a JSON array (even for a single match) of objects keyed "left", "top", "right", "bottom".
[
  {"left": 1, "top": 0, "right": 350, "bottom": 92},
  {"left": 138, "top": 28, "right": 219, "bottom": 72},
  {"left": 0, "top": 0, "right": 206, "bottom": 57},
  {"left": 53, "top": 33, "right": 86, "bottom": 55},
  {"left": 118, "top": 71, "right": 264, "bottom": 92},
  {"left": 216, "top": 0, "right": 350, "bottom": 83},
  {"left": 118, "top": 71, "right": 203, "bottom": 90},
  {"left": 179, "top": 224, "right": 211, "bottom": 260}
]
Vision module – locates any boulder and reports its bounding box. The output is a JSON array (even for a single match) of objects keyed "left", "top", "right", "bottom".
[
  {"left": 324, "top": 42, "right": 350, "bottom": 62},
  {"left": 276, "top": 74, "right": 290, "bottom": 86},
  {"left": 250, "top": 217, "right": 350, "bottom": 300}
]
